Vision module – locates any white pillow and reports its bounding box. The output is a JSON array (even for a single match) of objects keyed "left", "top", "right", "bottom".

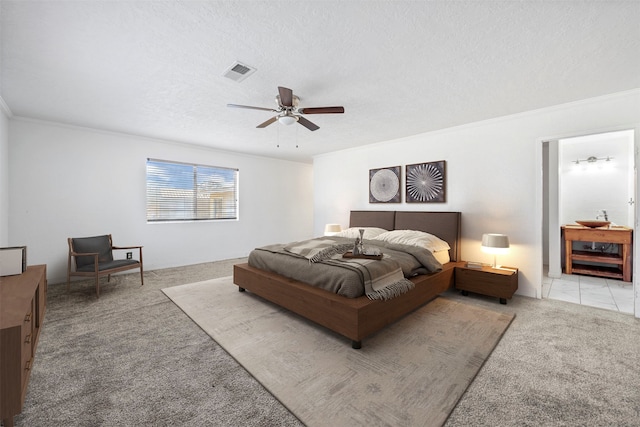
[
  {"left": 334, "top": 227, "right": 388, "bottom": 240},
  {"left": 432, "top": 250, "right": 451, "bottom": 264},
  {"left": 372, "top": 229, "right": 450, "bottom": 252}
]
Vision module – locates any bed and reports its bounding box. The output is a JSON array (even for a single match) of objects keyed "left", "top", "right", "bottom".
[{"left": 233, "top": 210, "right": 463, "bottom": 348}]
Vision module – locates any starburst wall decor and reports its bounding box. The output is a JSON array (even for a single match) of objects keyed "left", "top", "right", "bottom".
[{"left": 406, "top": 161, "right": 446, "bottom": 203}]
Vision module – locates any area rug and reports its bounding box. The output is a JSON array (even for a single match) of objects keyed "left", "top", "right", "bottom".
[{"left": 163, "top": 277, "right": 515, "bottom": 427}]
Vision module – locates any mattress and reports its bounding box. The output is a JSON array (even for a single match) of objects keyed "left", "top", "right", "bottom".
[{"left": 248, "top": 236, "right": 443, "bottom": 298}]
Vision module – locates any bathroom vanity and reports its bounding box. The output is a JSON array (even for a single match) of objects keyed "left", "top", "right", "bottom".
[{"left": 561, "top": 225, "right": 632, "bottom": 282}]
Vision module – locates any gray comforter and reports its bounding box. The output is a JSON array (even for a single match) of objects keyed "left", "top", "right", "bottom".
[{"left": 248, "top": 236, "right": 442, "bottom": 298}]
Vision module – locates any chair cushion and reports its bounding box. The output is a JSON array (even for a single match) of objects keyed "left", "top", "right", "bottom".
[
  {"left": 76, "top": 259, "right": 140, "bottom": 273},
  {"left": 72, "top": 235, "right": 113, "bottom": 268}
]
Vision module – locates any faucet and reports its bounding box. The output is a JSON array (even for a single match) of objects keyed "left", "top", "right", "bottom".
[{"left": 596, "top": 210, "right": 608, "bottom": 221}]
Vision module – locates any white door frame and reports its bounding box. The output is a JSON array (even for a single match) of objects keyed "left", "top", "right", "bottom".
[{"left": 537, "top": 126, "right": 638, "bottom": 318}]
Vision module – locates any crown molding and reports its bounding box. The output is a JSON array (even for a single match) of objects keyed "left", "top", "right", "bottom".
[{"left": 0, "top": 95, "right": 13, "bottom": 118}]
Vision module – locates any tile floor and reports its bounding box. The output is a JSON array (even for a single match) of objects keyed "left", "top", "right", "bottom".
[{"left": 542, "top": 268, "right": 635, "bottom": 314}]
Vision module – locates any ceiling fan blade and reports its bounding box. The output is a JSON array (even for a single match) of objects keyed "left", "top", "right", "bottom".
[
  {"left": 299, "top": 106, "right": 345, "bottom": 114},
  {"left": 256, "top": 116, "right": 278, "bottom": 128},
  {"left": 297, "top": 116, "right": 319, "bottom": 131},
  {"left": 227, "top": 103, "right": 277, "bottom": 112},
  {"left": 278, "top": 86, "right": 294, "bottom": 107}
]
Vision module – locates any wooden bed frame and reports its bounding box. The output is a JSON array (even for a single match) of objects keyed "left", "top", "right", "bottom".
[{"left": 233, "top": 211, "right": 463, "bottom": 349}]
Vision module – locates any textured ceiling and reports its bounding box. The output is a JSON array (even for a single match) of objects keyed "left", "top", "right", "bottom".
[{"left": 1, "top": 1, "right": 639, "bottom": 163}]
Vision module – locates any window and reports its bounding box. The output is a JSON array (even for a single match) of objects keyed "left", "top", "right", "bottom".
[{"left": 146, "top": 158, "right": 238, "bottom": 222}]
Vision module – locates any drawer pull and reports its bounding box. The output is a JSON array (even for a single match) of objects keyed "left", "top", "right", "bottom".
[
  {"left": 25, "top": 360, "right": 32, "bottom": 371},
  {"left": 24, "top": 313, "right": 32, "bottom": 322},
  {"left": 25, "top": 334, "right": 32, "bottom": 344}
]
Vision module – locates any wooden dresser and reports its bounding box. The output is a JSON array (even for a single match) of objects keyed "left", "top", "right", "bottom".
[{"left": 0, "top": 265, "right": 47, "bottom": 427}]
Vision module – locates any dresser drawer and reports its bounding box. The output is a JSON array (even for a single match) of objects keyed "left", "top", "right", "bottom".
[{"left": 21, "top": 301, "right": 34, "bottom": 388}]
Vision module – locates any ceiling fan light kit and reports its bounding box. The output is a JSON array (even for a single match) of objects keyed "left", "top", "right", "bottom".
[
  {"left": 278, "top": 115, "right": 298, "bottom": 126},
  {"left": 228, "top": 86, "right": 344, "bottom": 131}
]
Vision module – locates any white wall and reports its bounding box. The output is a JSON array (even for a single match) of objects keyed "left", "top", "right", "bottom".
[
  {"left": 0, "top": 108, "right": 8, "bottom": 246},
  {"left": 313, "top": 90, "right": 640, "bottom": 299},
  {"left": 9, "top": 119, "right": 314, "bottom": 283}
]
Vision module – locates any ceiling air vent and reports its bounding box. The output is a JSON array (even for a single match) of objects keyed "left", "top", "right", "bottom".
[{"left": 223, "top": 61, "right": 257, "bottom": 82}]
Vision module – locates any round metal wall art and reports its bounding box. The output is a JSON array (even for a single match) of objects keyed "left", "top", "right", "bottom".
[
  {"left": 406, "top": 161, "right": 446, "bottom": 203},
  {"left": 369, "top": 166, "right": 401, "bottom": 203}
]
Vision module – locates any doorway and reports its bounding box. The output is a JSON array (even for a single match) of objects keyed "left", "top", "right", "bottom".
[{"left": 542, "top": 129, "right": 636, "bottom": 314}]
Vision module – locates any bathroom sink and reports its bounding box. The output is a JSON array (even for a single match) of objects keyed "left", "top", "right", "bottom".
[{"left": 575, "top": 220, "right": 610, "bottom": 228}]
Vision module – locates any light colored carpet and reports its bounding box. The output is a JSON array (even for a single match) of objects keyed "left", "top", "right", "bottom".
[
  {"left": 163, "top": 276, "right": 515, "bottom": 427},
  {"left": 16, "top": 259, "right": 302, "bottom": 427},
  {"left": 15, "top": 260, "right": 640, "bottom": 426}
]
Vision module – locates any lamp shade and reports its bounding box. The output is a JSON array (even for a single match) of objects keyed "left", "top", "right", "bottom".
[
  {"left": 324, "top": 224, "right": 342, "bottom": 236},
  {"left": 481, "top": 234, "right": 510, "bottom": 254}
]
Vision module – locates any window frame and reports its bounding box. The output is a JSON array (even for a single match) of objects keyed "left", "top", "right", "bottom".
[{"left": 146, "top": 158, "right": 239, "bottom": 223}]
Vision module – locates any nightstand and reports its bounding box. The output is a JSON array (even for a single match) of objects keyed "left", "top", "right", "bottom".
[{"left": 455, "top": 264, "right": 518, "bottom": 304}]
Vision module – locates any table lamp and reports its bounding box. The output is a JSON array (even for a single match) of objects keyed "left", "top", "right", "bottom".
[
  {"left": 481, "top": 233, "right": 510, "bottom": 268},
  {"left": 324, "top": 224, "right": 342, "bottom": 236}
]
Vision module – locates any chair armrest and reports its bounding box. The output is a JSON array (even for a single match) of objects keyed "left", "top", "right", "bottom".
[
  {"left": 69, "top": 251, "right": 100, "bottom": 272},
  {"left": 71, "top": 251, "right": 100, "bottom": 257}
]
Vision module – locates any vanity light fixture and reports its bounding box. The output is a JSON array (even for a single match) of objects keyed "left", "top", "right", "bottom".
[{"left": 574, "top": 156, "right": 613, "bottom": 165}]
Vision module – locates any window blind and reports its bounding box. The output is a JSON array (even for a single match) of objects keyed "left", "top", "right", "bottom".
[{"left": 146, "top": 158, "right": 238, "bottom": 222}]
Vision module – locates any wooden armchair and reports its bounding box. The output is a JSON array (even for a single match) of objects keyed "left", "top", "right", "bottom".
[{"left": 67, "top": 234, "right": 143, "bottom": 297}]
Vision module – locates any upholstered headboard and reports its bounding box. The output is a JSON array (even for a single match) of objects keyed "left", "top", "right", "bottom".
[
  {"left": 348, "top": 210, "right": 396, "bottom": 231},
  {"left": 349, "top": 210, "right": 461, "bottom": 262}
]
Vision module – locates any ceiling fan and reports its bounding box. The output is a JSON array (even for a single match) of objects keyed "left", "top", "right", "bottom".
[{"left": 227, "top": 86, "right": 344, "bottom": 131}]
